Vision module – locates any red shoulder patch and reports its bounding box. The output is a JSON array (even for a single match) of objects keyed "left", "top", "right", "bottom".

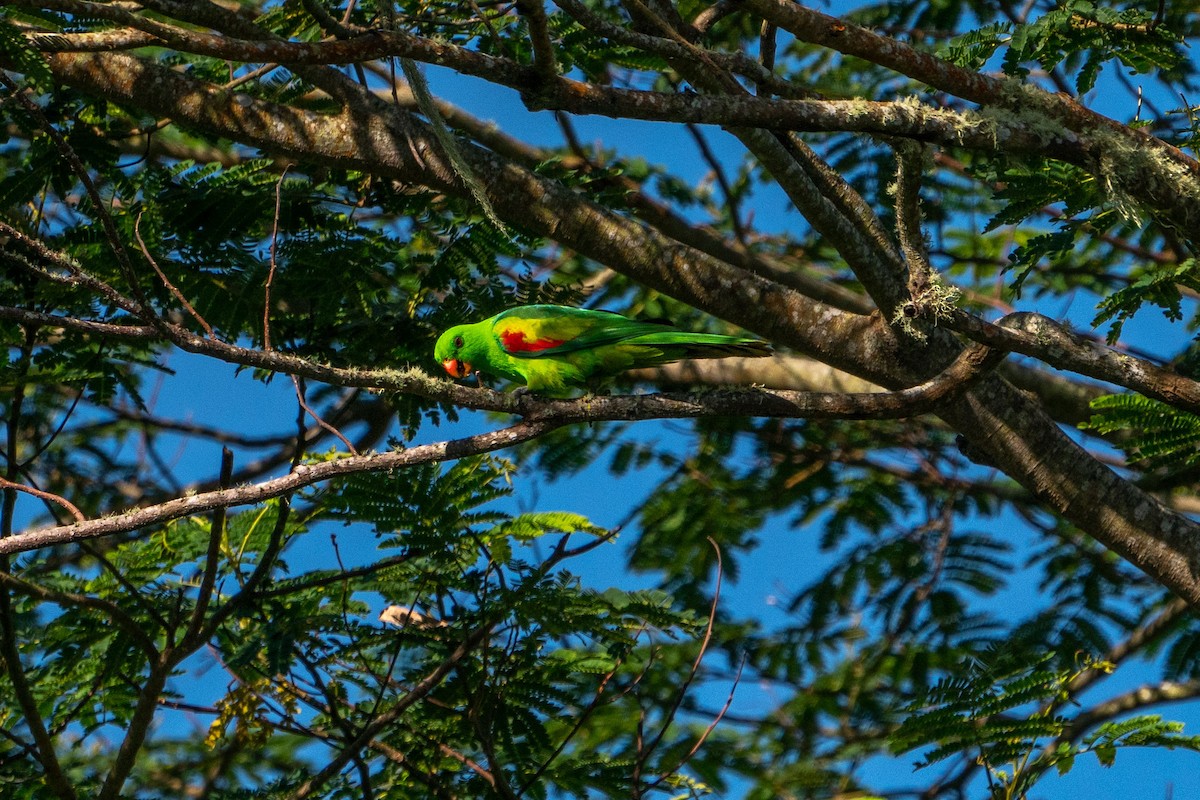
[{"left": 499, "top": 328, "right": 566, "bottom": 353}]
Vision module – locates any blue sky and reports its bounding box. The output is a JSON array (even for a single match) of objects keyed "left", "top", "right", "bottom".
[
  {"left": 412, "top": 23, "right": 1200, "bottom": 796},
  {"left": 8, "top": 3, "right": 1200, "bottom": 795}
]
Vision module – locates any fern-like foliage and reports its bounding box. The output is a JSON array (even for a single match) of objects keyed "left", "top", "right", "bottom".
[
  {"left": 1092, "top": 258, "right": 1200, "bottom": 342},
  {"left": 1082, "top": 393, "right": 1200, "bottom": 471},
  {"left": 890, "top": 647, "right": 1200, "bottom": 799},
  {"left": 937, "top": 21, "right": 1012, "bottom": 70},
  {"left": 891, "top": 652, "right": 1072, "bottom": 794},
  {"left": 1080, "top": 715, "right": 1200, "bottom": 768},
  {"left": 1002, "top": 0, "right": 1184, "bottom": 93}
]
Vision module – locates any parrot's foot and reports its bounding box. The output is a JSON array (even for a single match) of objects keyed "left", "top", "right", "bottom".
[{"left": 511, "top": 385, "right": 534, "bottom": 415}]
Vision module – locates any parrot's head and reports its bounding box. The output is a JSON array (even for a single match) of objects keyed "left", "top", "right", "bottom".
[{"left": 434, "top": 325, "right": 474, "bottom": 379}]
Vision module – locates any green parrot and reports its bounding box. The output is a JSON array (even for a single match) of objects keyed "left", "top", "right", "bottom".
[{"left": 434, "top": 304, "right": 771, "bottom": 395}]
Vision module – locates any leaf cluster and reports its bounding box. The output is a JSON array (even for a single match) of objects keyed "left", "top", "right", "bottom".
[
  {"left": 1083, "top": 393, "right": 1200, "bottom": 471},
  {"left": 5, "top": 0, "right": 1200, "bottom": 797}
]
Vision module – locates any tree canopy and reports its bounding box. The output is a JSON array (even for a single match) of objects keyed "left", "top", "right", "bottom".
[{"left": 3, "top": 0, "right": 1200, "bottom": 797}]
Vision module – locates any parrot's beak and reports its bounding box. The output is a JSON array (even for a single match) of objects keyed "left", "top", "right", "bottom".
[{"left": 442, "top": 358, "right": 471, "bottom": 379}]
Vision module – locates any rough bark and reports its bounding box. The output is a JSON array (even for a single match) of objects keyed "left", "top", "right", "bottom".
[{"left": 18, "top": 44, "right": 1200, "bottom": 606}]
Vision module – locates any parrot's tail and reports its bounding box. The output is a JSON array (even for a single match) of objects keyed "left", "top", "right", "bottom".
[
  {"left": 633, "top": 333, "right": 773, "bottom": 360},
  {"left": 678, "top": 340, "right": 774, "bottom": 360}
]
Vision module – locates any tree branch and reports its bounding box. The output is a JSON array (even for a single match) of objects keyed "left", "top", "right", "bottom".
[
  {"left": 19, "top": 0, "right": 531, "bottom": 87},
  {"left": 0, "top": 570, "right": 158, "bottom": 658},
  {"left": 521, "top": 80, "right": 1085, "bottom": 159},
  {"left": 944, "top": 310, "right": 1200, "bottom": 416},
  {"left": 23, "top": 39, "right": 1200, "bottom": 609},
  {"left": 2, "top": 344, "right": 1004, "bottom": 555},
  {"left": 734, "top": 0, "right": 1200, "bottom": 242},
  {"left": 288, "top": 622, "right": 498, "bottom": 799},
  {"left": 0, "top": 422, "right": 551, "bottom": 555}
]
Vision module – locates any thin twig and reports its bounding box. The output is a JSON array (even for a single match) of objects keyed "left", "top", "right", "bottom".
[
  {"left": 636, "top": 536, "right": 725, "bottom": 788},
  {"left": 685, "top": 122, "right": 748, "bottom": 245},
  {"left": 133, "top": 211, "right": 214, "bottom": 336},
  {"left": 263, "top": 167, "right": 289, "bottom": 352},
  {"left": 181, "top": 448, "right": 234, "bottom": 648},
  {"left": 291, "top": 376, "right": 359, "bottom": 455},
  {"left": 654, "top": 651, "right": 746, "bottom": 786},
  {"left": 0, "top": 477, "right": 85, "bottom": 523}
]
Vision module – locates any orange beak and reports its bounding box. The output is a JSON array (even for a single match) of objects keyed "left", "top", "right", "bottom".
[{"left": 442, "top": 358, "right": 472, "bottom": 379}]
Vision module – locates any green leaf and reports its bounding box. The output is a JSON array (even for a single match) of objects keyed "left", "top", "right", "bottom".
[
  {"left": 494, "top": 511, "right": 608, "bottom": 541},
  {"left": 545, "top": 648, "right": 619, "bottom": 674}
]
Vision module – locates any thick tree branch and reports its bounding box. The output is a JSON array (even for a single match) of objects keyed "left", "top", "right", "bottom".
[
  {"left": 0, "top": 422, "right": 553, "bottom": 556},
  {"left": 18, "top": 27, "right": 159, "bottom": 51},
  {"left": 734, "top": 0, "right": 1200, "bottom": 242},
  {"left": 522, "top": 82, "right": 1083, "bottom": 158},
  {"left": 636, "top": 356, "right": 1111, "bottom": 430},
  {"left": 631, "top": 356, "right": 883, "bottom": 393},
  {"left": 20, "top": 0, "right": 530, "bottom": 85},
  {"left": 945, "top": 310, "right": 1200, "bottom": 415},
  {"left": 2, "top": 344, "right": 1004, "bottom": 555},
  {"left": 22, "top": 44, "right": 1200, "bottom": 608}
]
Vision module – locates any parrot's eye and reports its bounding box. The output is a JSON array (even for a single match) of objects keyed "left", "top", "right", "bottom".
[{"left": 453, "top": 335, "right": 464, "bottom": 349}]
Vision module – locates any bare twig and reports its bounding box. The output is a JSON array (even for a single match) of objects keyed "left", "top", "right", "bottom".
[
  {"left": 263, "top": 167, "right": 289, "bottom": 352},
  {"left": 655, "top": 651, "right": 746, "bottom": 785},
  {"left": 0, "top": 477, "right": 85, "bottom": 523},
  {"left": 636, "top": 536, "right": 725, "bottom": 790},
  {"left": 290, "top": 376, "right": 359, "bottom": 455},
  {"left": 134, "top": 211, "right": 215, "bottom": 336},
  {"left": 180, "top": 448, "right": 234, "bottom": 649},
  {"left": 686, "top": 123, "right": 748, "bottom": 245}
]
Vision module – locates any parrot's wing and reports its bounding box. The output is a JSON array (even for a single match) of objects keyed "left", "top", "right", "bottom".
[{"left": 491, "top": 305, "right": 676, "bottom": 359}]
